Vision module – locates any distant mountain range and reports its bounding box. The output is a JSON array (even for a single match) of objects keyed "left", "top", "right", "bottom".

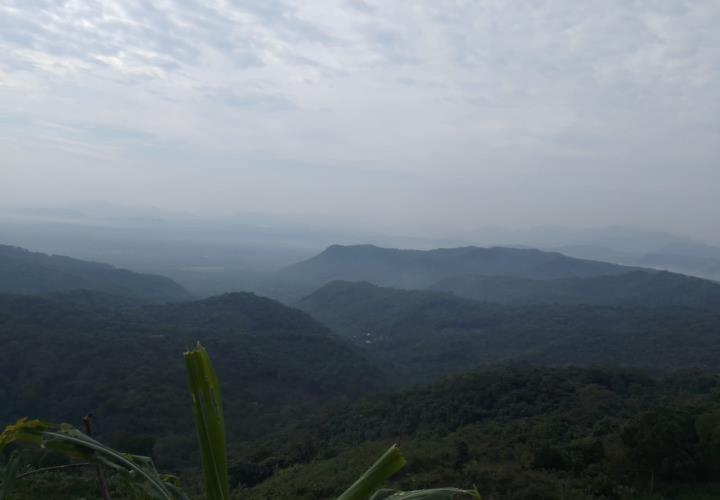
[
  {"left": 465, "top": 226, "right": 720, "bottom": 282},
  {"left": 4, "top": 204, "right": 720, "bottom": 292},
  {"left": 7, "top": 240, "right": 720, "bottom": 428},
  {"left": 273, "top": 244, "right": 637, "bottom": 300},
  {"left": 472, "top": 225, "right": 720, "bottom": 256},
  {"left": 557, "top": 247, "right": 720, "bottom": 282},
  {"left": 430, "top": 270, "right": 720, "bottom": 308},
  {"left": 5, "top": 237, "right": 720, "bottom": 492},
  {"left": 0, "top": 244, "right": 191, "bottom": 303}
]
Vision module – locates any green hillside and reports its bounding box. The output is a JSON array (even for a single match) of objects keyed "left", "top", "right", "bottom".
[
  {"left": 430, "top": 270, "right": 720, "bottom": 309},
  {"left": 234, "top": 366, "right": 720, "bottom": 500},
  {"left": 0, "top": 292, "right": 384, "bottom": 469},
  {"left": 299, "top": 280, "right": 720, "bottom": 384},
  {"left": 0, "top": 244, "right": 192, "bottom": 303}
]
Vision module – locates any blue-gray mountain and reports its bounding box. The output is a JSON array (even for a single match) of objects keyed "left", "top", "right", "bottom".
[
  {"left": 0, "top": 244, "right": 191, "bottom": 303},
  {"left": 273, "top": 244, "right": 638, "bottom": 301},
  {"left": 429, "top": 270, "right": 720, "bottom": 308}
]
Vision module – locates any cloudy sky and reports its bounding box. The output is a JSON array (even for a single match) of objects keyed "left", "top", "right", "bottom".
[{"left": 1, "top": 0, "right": 719, "bottom": 240}]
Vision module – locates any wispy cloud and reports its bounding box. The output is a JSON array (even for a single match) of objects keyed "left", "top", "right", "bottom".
[{"left": 1, "top": 1, "right": 718, "bottom": 239}]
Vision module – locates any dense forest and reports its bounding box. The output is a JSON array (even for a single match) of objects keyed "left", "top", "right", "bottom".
[
  {"left": 299, "top": 280, "right": 720, "bottom": 384},
  {"left": 3, "top": 244, "right": 720, "bottom": 499},
  {"left": 3, "top": 0, "right": 718, "bottom": 497},
  {"left": 6, "top": 365, "right": 720, "bottom": 499},
  {"left": 0, "top": 291, "right": 384, "bottom": 471},
  {"left": 232, "top": 367, "right": 720, "bottom": 499}
]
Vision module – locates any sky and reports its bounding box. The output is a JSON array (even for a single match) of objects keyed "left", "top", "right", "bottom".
[{"left": 1, "top": 0, "right": 719, "bottom": 241}]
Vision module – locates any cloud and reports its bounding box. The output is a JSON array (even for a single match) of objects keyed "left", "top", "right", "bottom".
[{"left": 0, "top": 0, "right": 719, "bottom": 240}]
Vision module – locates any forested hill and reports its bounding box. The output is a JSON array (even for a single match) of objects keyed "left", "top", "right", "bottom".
[
  {"left": 430, "top": 270, "right": 720, "bottom": 309},
  {"left": 233, "top": 366, "right": 720, "bottom": 500},
  {"left": 0, "top": 244, "right": 191, "bottom": 303},
  {"left": 139, "top": 292, "right": 331, "bottom": 332},
  {"left": 0, "top": 292, "right": 384, "bottom": 469},
  {"left": 299, "top": 280, "right": 720, "bottom": 384},
  {"left": 278, "top": 244, "right": 637, "bottom": 292}
]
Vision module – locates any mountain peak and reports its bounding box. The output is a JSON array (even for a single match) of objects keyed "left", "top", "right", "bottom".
[{"left": 281, "top": 243, "right": 636, "bottom": 294}]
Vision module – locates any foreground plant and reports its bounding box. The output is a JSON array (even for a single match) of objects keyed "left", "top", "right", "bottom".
[
  {"left": 0, "top": 419, "right": 185, "bottom": 499},
  {"left": 0, "top": 344, "right": 480, "bottom": 499},
  {"left": 336, "top": 444, "right": 479, "bottom": 500},
  {"left": 185, "top": 344, "right": 229, "bottom": 500}
]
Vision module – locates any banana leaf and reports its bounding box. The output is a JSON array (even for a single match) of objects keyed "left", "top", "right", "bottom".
[
  {"left": 0, "top": 418, "right": 186, "bottom": 499},
  {"left": 337, "top": 445, "right": 480, "bottom": 500}
]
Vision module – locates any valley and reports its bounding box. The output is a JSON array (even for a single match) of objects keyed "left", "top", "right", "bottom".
[{"left": 3, "top": 241, "right": 720, "bottom": 498}]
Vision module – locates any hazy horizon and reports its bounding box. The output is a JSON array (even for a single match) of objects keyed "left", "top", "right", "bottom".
[
  {"left": 2, "top": 200, "right": 720, "bottom": 247},
  {"left": 2, "top": 1, "right": 719, "bottom": 242}
]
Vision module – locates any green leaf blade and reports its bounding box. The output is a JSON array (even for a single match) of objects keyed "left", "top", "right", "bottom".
[
  {"left": 184, "top": 343, "right": 230, "bottom": 500},
  {"left": 336, "top": 444, "right": 407, "bottom": 500}
]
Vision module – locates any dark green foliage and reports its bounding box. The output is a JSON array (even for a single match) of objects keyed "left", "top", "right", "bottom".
[
  {"left": 621, "top": 408, "right": 700, "bottom": 482},
  {"left": 0, "top": 244, "right": 191, "bottom": 303},
  {"left": 142, "top": 292, "right": 331, "bottom": 332},
  {"left": 229, "top": 461, "right": 274, "bottom": 488},
  {"left": 696, "top": 411, "right": 720, "bottom": 478},
  {"left": 3, "top": 469, "right": 114, "bottom": 500},
  {"left": 430, "top": 270, "right": 720, "bottom": 309},
  {"left": 1, "top": 350, "right": 477, "bottom": 500},
  {"left": 0, "top": 419, "right": 184, "bottom": 499},
  {"left": 233, "top": 367, "right": 720, "bottom": 499},
  {"left": 299, "top": 280, "right": 720, "bottom": 384},
  {"left": 0, "top": 292, "right": 385, "bottom": 470},
  {"left": 4, "top": 243, "right": 720, "bottom": 499}
]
